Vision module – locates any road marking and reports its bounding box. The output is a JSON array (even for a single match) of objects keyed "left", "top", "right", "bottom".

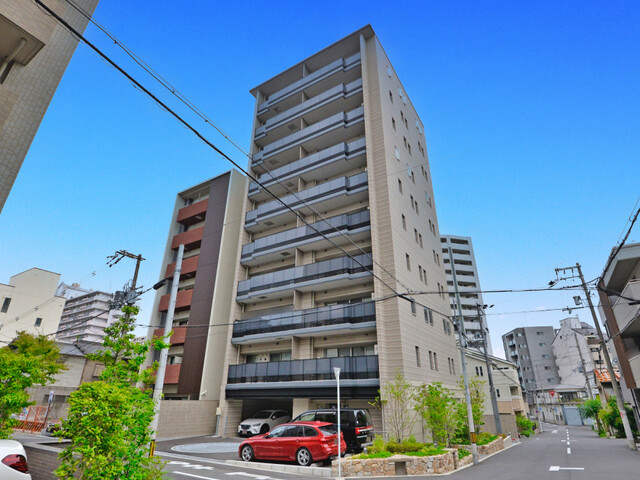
[
  {"left": 225, "top": 473, "right": 280, "bottom": 480},
  {"left": 167, "top": 461, "right": 214, "bottom": 471},
  {"left": 567, "top": 448, "right": 571, "bottom": 454},
  {"left": 552, "top": 429, "right": 558, "bottom": 434},
  {"left": 567, "top": 442, "right": 570, "bottom": 446},
  {"left": 175, "top": 473, "right": 216, "bottom": 480},
  {"left": 550, "top": 466, "right": 584, "bottom": 471},
  {"left": 157, "top": 451, "right": 228, "bottom": 466}
]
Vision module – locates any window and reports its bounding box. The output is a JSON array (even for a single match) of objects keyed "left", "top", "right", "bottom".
[
  {"left": 433, "top": 352, "right": 438, "bottom": 371},
  {"left": 406, "top": 253, "right": 411, "bottom": 271},
  {"left": 411, "top": 300, "right": 416, "bottom": 315},
  {"left": 475, "top": 366, "right": 484, "bottom": 377},
  {"left": 392, "top": 118, "right": 396, "bottom": 130},
  {"left": 429, "top": 351, "right": 434, "bottom": 370},
  {"left": 419, "top": 233, "right": 423, "bottom": 248},
  {"left": 451, "top": 358, "right": 455, "bottom": 374},
  {"left": 1, "top": 297, "right": 11, "bottom": 313},
  {"left": 416, "top": 119, "right": 423, "bottom": 134},
  {"left": 414, "top": 228, "right": 419, "bottom": 243},
  {"left": 419, "top": 266, "right": 423, "bottom": 282},
  {"left": 34, "top": 317, "right": 42, "bottom": 327},
  {"left": 408, "top": 144, "right": 412, "bottom": 156},
  {"left": 389, "top": 90, "right": 393, "bottom": 103},
  {"left": 410, "top": 195, "right": 414, "bottom": 209},
  {"left": 544, "top": 366, "right": 552, "bottom": 370},
  {"left": 415, "top": 346, "right": 421, "bottom": 366},
  {"left": 536, "top": 331, "right": 544, "bottom": 336},
  {"left": 541, "top": 354, "right": 549, "bottom": 359},
  {"left": 270, "top": 352, "right": 291, "bottom": 361},
  {"left": 387, "top": 66, "right": 392, "bottom": 77},
  {"left": 539, "top": 342, "right": 546, "bottom": 347},
  {"left": 398, "top": 178, "right": 403, "bottom": 193},
  {"left": 518, "top": 344, "right": 527, "bottom": 348},
  {"left": 496, "top": 388, "right": 501, "bottom": 398},
  {"left": 395, "top": 146, "right": 400, "bottom": 159},
  {"left": 403, "top": 136, "right": 407, "bottom": 148},
  {"left": 402, "top": 214, "right": 406, "bottom": 230}
]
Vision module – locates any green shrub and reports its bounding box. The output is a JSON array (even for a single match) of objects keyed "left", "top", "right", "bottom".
[
  {"left": 476, "top": 432, "right": 498, "bottom": 446},
  {"left": 521, "top": 429, "right": 533, "bottom": 437},
  {"left": 387, "top": 440, "right": 425, "bottom": 453},
  {"left": 355, "top": 451, "right": 394, "bottom": 459},
  {"left": 515, "top": 414, "right": 535, "bottom": 433},
  {"left": 457, "top": 448, "right": 471, "bottom": 458},
  {"left": 367, "top": 435, "right": 386, "bottom": 454},
  {"left": 405, "top": 446, "right": 446, "bottom": 456}
]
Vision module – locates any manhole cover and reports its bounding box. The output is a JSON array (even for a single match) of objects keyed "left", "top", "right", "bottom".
[{"left": 171, "top": 442, "right": 239, "bottom": 453}]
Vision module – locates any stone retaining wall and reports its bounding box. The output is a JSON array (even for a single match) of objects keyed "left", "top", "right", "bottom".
[
  {"left": 457, "top": 452, "right": 473, "bottom": 467},
  {"left": 332, "top": 450, "right": 457, "bottom": 477},
  {"left": 477, "top": 437, "right": 504, "bottom": 455}
]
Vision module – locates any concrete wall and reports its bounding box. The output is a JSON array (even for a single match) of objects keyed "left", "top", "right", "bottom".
[
  {"left": 157, "top": 399, "right": 218, "bottom": 439},
  {"left": 482, "top": 413, "right": 518, "bottom": 437},
  {"left": 23, "top": 443, "right": 67, "bottom": 480}
]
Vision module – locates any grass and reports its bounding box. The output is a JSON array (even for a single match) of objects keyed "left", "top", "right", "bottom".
[
  {"left": 457, "top": 449, "right": 471, "bottom": 458},
  {"left": 355, "top": 451, "right": 394, "bottom": 459}
]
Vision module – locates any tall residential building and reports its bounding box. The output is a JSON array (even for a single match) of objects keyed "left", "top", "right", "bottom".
[
  {"left": 217, "top": 25, "right": 459, "bottom": 438},
  {"left": 0, "top": 0, "right": 99, "bottom": 212},
  {"left": 0, "top": 268, "right": 65, "bottom": 343},
  {"left": 551, "top": 316, "right": 598, "bottom": 397},
  {"left": 148, "top": 171, "right": 246, "bottom": 400},
  {"left": 598, "top": 241, "right": 640, "bottom": 427},
  {"left": 502, "top": 326, "right": 561, "bottom": 404},
  {"left": 440, "top": 235, "right": 492, "bottom": 354},
  {"left": 56, "top": 289, "right": 122, "bottom": 344}
]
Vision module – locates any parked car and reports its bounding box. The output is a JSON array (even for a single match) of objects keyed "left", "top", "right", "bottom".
[
  {"left": 239, "top": 421, "right": 346, "bottom": 466},
  {"left": 291, "top": 408, "right": 374, "bottom": 453},
  {"left": 238, "top": 409, "right": 291, "bottom": 437},
  {"left": 0, "top": 440, "right": 31, "bottom": 479}
]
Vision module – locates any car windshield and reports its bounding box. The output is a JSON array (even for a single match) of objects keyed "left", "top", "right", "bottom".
[
  {"left": 319, "top": 425, "right": 338, "bottom": 435},
  {"left": 250, "top": 410, "right": 272, "bottom": 419}
]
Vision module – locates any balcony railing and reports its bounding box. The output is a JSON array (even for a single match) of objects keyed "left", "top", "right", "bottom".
[
  {"left": 241, "top": 210, "right": 370, "bottom": 265},
  {"left": 177, "top": 199, "right": 208, "bottom": 226},
  {"left": 245, "top": 171, "right": 368, "bottom": 232},
  {"left": 159, "top": 289, "right": 193, "bottom": 312},
  {"left": 164, "top": 364, "right": 181, "bottom": 384},
  {"left": 248, "top": 138, "right": 366, "bottom": 200},
  {"left": 166, "top": 255, "right": 198, "bottom": 278},
  {"left": 171, "top": 226, "right": 204, "bottom": 250},
  {"left": 153, "top": 326, "right": 187, "bottom": 345},
  {"left": 232, "top": 301, "right": 375, "bottom": 339},
  {"left": 252, "top": 106, "right": 364, "bottom": 168},
  {"left": 237, "top": 253, "right": 373, "bottom": 300},
  {"left": 257, "top": 53, "right": 361, "bottom": 116},
  {"left": 227, "top": 355, "right": 378, "bottom": 384},
  {"left": 612, "top": 280, "right": 640, "bottom": 338}
]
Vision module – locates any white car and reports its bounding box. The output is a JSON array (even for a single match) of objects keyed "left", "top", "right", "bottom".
[
  {"left": 238, "top": 410, "right": 291, "bottom": 437},
  {"left": 0, "top": 440, "right": 31, "bottom": 479}
]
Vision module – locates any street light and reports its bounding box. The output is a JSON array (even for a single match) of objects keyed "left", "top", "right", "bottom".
[{"left": 334, "top": 367, "right": 342, "bottom": 480}]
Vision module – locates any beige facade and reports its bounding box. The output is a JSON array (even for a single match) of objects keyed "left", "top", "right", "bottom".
[
  {"left": 0, "top": 267, "right": 65, "bottom": 344},
  {"left": 217, "top": 26, "right": 459, "bottom": 440},
  {"left": 0, "top": 0, "right": 99, "bottom": 212}
]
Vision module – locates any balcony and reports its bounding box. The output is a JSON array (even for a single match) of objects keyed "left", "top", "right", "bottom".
[
  {"left": 248, "top": 138, "right": 366, "bottom": 201},
  {"left": 164, "top": 364, "right": 181, "bottom": 384},
  {"left": 245, "top": 172, "right": 368, "bottom": 233},
  {"left": 241, "top": 210, "right": 370, "bottom": 266},
  {"left": 628, "top": 354, "right": 640, "bottom": 384},
  {"left": 153, "top": 326, "right": 187, "bottom": 345},
  {"left": 165, "top": 255, "right": 199, "bottom": 279},
  {"left": 171, "top": 226, "right": 204, "bottom": 250},
  {"left": 612, "top": 280, "right": 640, "bottom": 338},
  {"left": 177, "top": 199, "right": 208, "bottom": 226},
  {"left": 255, "top": 79, "right": 363, "bottom": 147},
  {"left": 226, "top": 355, "right": 379, "bottom": 399},
  {"left": 251, "top": 106, "right": 365, "bottom": 169},
  {"left": 158, "top": 289, "right": 193, "bottom": 312},
  {"left": 257, "top": 53, "right": 361, "bottom": 120},
  {"left": 236, "top": 253, "right": 373, "bottom": 303},
  {"left": 232, "top": 301, "right": 376, "bottom": 343}
]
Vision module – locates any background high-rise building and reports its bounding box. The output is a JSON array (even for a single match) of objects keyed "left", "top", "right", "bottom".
[
  {"left": 502, "top": 326, "right": 561, "bottom": 405},
  {"left": 440, "top": 234, "right": 492, "bottom": 354},
  {"left": 0, "top": 0, "right": 99, "bottom": 212},
  {"left": 56, "top": 289, "right": 122, "bottom": 344},
  {"left": 217, "top": 25, "right": 459, "bottom": 439}
]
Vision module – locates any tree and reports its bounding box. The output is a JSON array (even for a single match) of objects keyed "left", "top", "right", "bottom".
[
  {"left": 55, "top": 305, "right": 165, "bottom": 479},
  {"left": 578, "top": 398, "right": 603, "bottom": 433},
  {"left": 456, "top": 375, "right": 486, "bottom": 437},
  {"left": 370, "top": 371, "right": 417, "bottom": 441},
  {"left": 413, "top": 382, "right": 460, "bottom": 446},
  {"left": 597, "top": 396, "right": 638, "bottom": 438},
  {"left": 0, "top": 332, "right": 65, "bottom": 439}
]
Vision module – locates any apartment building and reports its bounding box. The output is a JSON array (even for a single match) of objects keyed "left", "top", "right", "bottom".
[
  {"left": 598, "top": 241, "right": 640, "bottom": 427},
  {"left": 217, "top": 25, "right": 459, "bottom": 438},
  {"left": 0, "top": 268, "right": 65, "bottom": 343},
  {"left": 0, "top": 0, "right": 99, "bottom": 212},
  {"left": 149, "top": 171, "right": 246, "bottom": 401},
  {"left": 56, "top": 289, "right": 122, "bottom": 344},
  {"left": 441, "top": 235, "right": 492, "bottom": 354},
  {"left": 502, "top": 326, "right": 561, "bottom": 404}
]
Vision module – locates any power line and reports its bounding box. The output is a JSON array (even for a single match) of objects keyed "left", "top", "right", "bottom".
[{"left": 600, "top": 200, "right": 640, "bottom": 282}]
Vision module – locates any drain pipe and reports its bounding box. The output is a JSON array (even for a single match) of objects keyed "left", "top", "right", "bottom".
[{"left": 0, "top": 38, "right": 27, "bottom": 79}]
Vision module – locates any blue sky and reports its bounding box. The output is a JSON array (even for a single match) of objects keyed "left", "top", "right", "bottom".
[{"left": 1, "top": 0, "right": 639, "bottom": 357}]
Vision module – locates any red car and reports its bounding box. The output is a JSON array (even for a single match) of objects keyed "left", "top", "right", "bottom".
[{"left": 239, "top": 421, "right": 346, "bottom": 466}]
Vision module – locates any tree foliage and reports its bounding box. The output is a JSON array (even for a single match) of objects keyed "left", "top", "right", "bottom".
[
  {"left": 455, "top": 375, "right": 486, "bottom": 438},
  {"left": 413, "top": 382, "right": 460, "bottom": 446},
  {"left": 597, "top": 396, "right": 638, "bottom": 438},
  {"left": 0, "top": 332, "right": 65, "bottom": 439},
  {"left": 370, "top": 371, "right": 417, "bottom": 441},
  {"left": 55, "top": 305, "right": 165, "bottom": 479}
]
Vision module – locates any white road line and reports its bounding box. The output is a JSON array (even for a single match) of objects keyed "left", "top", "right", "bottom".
[
  {"left": 550, "top": 466, "right": 585, "bottom": 471},
  {"left": 567, "top": 447, "right": 571, "bottom": 454},
  {"left": 567, "top": 442, "right": 570, "bottom": 446},
  {"left": 175, "top": 473, "right": 216, "bottom": 480}
]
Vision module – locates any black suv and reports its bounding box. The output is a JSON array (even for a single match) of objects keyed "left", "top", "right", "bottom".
[{"left": 291, "top": 408, "right": 374, "bottom": 453}]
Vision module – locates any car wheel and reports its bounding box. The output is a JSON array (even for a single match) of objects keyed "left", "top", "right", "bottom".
[
  {"left": 241, "top": 445, "right": 254, "bottom": 462},
  {"left": 296, "top": 447, "right": 312, "bottom": 466},
  {"left": 260, "top": 424, "right": 269, "bottom": 434}
]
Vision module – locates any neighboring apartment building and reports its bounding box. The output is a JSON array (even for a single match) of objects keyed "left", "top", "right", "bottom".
[
  {"left": 502, "top": 326, "right": 561, "bottom": 404},
  {"left": 0, "top": 268, "right": 65, "bottom": 343},
  {"left": 56, "top": 289, "right": 122, "bottom": 344},
  {"left": 598, "top": 241, "right": 640, "bottom": 427},
  {"left": 0, "top": 0, "right": 99, "bottom": 212},
  {"left": 551, "top": 316, "right": 599, "bottom": 397},
  {"left": 217, "top": 25, "right": 459, "bottom": 439},
  {"left": 441, "top": 235, "right": 492, "bottom": 354},
  {"left": 465, "top": 349, "right": 526, "bottom": 434},
  {"left": 148, "top": 171, "right": 246, "bottom": 401}
]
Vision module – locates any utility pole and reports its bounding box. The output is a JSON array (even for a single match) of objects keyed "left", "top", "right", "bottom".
[
  {"left": 532, "top": 364, "right": 544, "bottom": 432},
  {"left": 149, "top": 244, "right": 184, "bottom": 456},
  {"left": 477, "top": 304, "right": 502, "bottom": 434},
  {"left": 555, "top": 263, "right": 636, "bottom": 450},
  {"left": 448, "top": 247, "right": 479, "bottom": 465},
  {"left": 108, "top": 250, "right": 146, "bottom": 302},
  {"left": 573, "top": 334, "right": 594, "bottom": 400}
]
